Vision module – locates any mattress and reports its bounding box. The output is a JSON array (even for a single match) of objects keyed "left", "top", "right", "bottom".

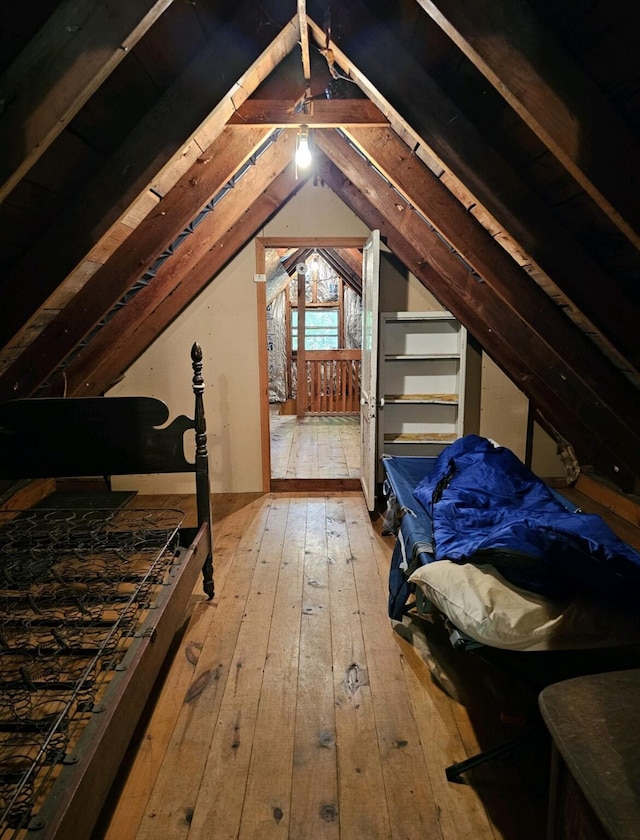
[{"left": 382, "top": 445, "right": 640, "bottom": 651}]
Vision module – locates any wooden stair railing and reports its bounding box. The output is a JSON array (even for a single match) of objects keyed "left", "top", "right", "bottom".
[{"left": 303, "top": 349, "right": 361, "bottom": 414}]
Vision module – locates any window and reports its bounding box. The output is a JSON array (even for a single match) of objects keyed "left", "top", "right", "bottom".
[{"left": 291, "top": 308, "right": 339, "bottom": 350}]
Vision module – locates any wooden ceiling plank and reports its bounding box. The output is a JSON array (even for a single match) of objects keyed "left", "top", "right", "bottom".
[
  {"left": 0, "top": 0, "right": 175, "bottom": 203},
  {"left": 65, "top": 152, "right": 304, "bottom": 396},
  {"left": 417, "top": 0, "right": 640, "bottom": 249},
  {"left": 326, "top": 3, "right": 640, "bottom": 376},
  {"left": 0, "top": 18, "right": 300, "bottom": 353},
  {"left": 0, "top": 125, "right": 273, "bottom": 399},
  {"left": 343, "top": 125, "right": 640, "bottom": 427},
  {"left": 228, "top": 99, "right": 388, "bottom": 126},
  {"left": 314, "top": 142, "right": 640, "bottom": 479}
]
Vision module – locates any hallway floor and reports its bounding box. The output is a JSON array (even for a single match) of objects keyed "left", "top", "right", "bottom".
[{"left": 269, "top": 407, "right": 360, "bottom": 480}]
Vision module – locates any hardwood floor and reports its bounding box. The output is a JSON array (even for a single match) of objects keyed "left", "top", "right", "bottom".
[
  {"left": 95, "top": 490, "right": 555, "bottom": 840},
  {"left": 269, "top": 408, "right": 360, "bottom": 480}
]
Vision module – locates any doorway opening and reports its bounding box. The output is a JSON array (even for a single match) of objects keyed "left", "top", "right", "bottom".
[{"left": 256, "top": 237, "right": 366, "bottom": 491}]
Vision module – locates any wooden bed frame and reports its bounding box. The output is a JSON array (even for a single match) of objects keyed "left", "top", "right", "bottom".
[{"left": 0, "top": 343, "right": 213, "bottom": 839}]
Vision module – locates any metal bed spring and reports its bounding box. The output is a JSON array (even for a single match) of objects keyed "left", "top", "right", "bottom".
[{"left": 0, "top": 507, "right": 184, "bottom": 835}]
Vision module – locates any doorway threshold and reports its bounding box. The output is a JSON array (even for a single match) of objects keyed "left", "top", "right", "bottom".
[{"left": 270, "top": 478, "right": 362, "bottom": 492}]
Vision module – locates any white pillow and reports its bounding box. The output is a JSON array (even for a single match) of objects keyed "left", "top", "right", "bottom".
[{"left": 409, "top": 560, "right": 640, "bottom": 651}]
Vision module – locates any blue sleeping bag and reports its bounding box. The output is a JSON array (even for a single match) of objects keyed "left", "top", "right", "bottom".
[{"left": 413, "top": 435, "right": 640, "bottom": 613}]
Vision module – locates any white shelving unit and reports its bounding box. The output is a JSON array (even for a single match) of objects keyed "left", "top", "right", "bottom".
[{"left": 379, "top": 311, "right": 478, "bottom": 458}]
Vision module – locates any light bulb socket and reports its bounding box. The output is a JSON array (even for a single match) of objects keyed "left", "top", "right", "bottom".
[{"left": 295, "top": 126, "right": 312, "bottom": 176}]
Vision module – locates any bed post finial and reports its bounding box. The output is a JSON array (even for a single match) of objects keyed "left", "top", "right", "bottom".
[
  {"left": 191, "top": 341, "right": 203, "bottom": 388},
  {"left": 191, "top": 341, "right": 214, "bottom": 599}
]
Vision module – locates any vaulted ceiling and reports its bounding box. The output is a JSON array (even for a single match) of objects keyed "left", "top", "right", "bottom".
[{"left": 1, "top": 0, "right": 639, "bottom": 489}]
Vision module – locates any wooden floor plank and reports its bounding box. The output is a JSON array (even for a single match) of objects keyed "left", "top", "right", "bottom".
[
  {"left": 237, "top": 497, "right": 306, "bottom": 839},
  {"left": 342, "top": 494, "right": 445, "bottom": 839},
  {"left": 326, "top": 497, "right": 392, "bottom": 839},
  {"left": 392, "top": 629, "right": 499, "bottom": 840},
  {"left": 134, "top": 494, "right": 277, "bottom": 840},
  {"left": 186, "top": 496, "right": 291, "bottom": 838},
  {"left": 289, "top": 496, "right": 340, "bottom": 840}
]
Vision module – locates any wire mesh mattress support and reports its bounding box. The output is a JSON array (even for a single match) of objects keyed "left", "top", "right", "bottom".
[{"left": 0, "top": 507, "right": 185, "bottom": 836}]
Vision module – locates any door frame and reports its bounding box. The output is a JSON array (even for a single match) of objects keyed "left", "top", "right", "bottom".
[
  {"left": 360, "top": 229, "right": 381, "bottom": 511},
  {"left": 255, "top": 236, "right": 367, "bottom": 492}
]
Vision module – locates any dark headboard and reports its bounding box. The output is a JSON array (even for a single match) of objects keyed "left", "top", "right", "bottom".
[
  {"left": 0, "top": 395, "right": 196, "bottom": 479},
  {"left": 0, "top": 342, "right": 214, "bottom": 597}
]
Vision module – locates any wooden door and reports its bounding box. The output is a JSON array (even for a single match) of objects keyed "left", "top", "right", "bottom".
[{"left": 360, "top": 230, "right": 380, "bottom": 511}]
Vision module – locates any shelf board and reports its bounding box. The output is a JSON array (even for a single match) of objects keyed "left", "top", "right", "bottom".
[
  {"left": 384, "top": 353, "right": 460, "bottom": 361},
  {"left": 385, "top": 393, "right": 459, "bottom": 404},
  {"left": 383, "top": 432, "right": 457, "bottom": 444}
]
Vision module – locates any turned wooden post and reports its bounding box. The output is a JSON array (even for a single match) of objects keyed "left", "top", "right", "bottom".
[{"left": 191, "top": 341, "right": 214, "bottom": 598}]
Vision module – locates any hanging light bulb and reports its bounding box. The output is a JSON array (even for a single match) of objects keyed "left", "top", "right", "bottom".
[{"left": 295, "top": 126, "right": 312, "bottom": 176}]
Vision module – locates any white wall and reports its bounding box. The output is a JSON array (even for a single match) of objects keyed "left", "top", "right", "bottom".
[
  {"left": 110, "top": 180, "right": 368, "bottom": 493},
  {"left": 478, "top": 355, "right": 564, "bottom": 475},
  {"left": 479, "top": 355, "right": 529, "bottom": 459},
  {"left": 110, "top": 179, "right": 563, "bottom": 493},
  {"left": 379, "top": 252, "right": 443, "bottom": 313}
]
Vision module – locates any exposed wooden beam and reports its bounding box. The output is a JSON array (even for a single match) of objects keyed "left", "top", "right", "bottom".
[
  {"left": 0, "top": 16, "right": 300, "bottom": 353},
  {"left": 277, "top": 246, "right": 361, "bottom": 296},
  {"left": 259, "top": 237, "right": 367, "bottom": 248},
  {"left": 281, "top": 248, "right": 310, "bottom": 274},
  {"left": 314, "top": 141, "right": 640, "bottom": 480},
  {"left": 321, "top": 249, "right": 362, "bottom": 295},
  {"left": 335, "top": 248, "right": 364, "bottom": 281},
  {"left": 297, "top": 0, "right": 311, "bottom": 88},
  {"left": 0, "top": 0, "right": 175, "bottom": 203},
  {"left": 417, "top": 0, "right": 640, "bottom": 249},
  {"left": 0, "top": 126, "right": 274, "bottom": 399},
  {"left": 64, "top": 143, "right": 304, "bottom": 396},
  {"left": 228, "top": 99, "right": 388, "bottom": 126},
  {"left": 310, "top": 6, "right": 640, "bottom": 378},
  {"left": 343, "top": 125, "right": 640, "bottom": 440}
]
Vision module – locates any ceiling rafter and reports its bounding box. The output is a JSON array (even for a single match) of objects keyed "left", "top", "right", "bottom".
[
  {"left": 318, "top": 153, "right": 639, "bottom": 486},
  {"left": 0, "top": 0, "right": 175, "bottom": 203},
  {"left": 315, "top": 134, "right": 640, "bottom": 480},
  {"left": 0, "top": 125, "right": 280, "bottom": 399},
  {"left": 63, "top": 151, "right": 306, "bottom": 396},
  {"left": 0, "top": 14, "right": 301, "bottom": 356},
  {"left": 313, "top": 2, "right": 640, "bottom": 379},
  {"left": 417, "top": 0, "right": 640, "bottom": 249},
  {"left": 228, "top": 99, "right": 388, "bottom": 127},
  {"left": 320, "top": 249, "right": 362, "bottom": 295},
  {"left": 341, "top": 125, "right": 640, "bottom": 427},
  {"left": 275, "top": 246, "right": 362, "bottom": 296},
  {"left": 297, "top": 0, "right": 311, "bottom": 94}
]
